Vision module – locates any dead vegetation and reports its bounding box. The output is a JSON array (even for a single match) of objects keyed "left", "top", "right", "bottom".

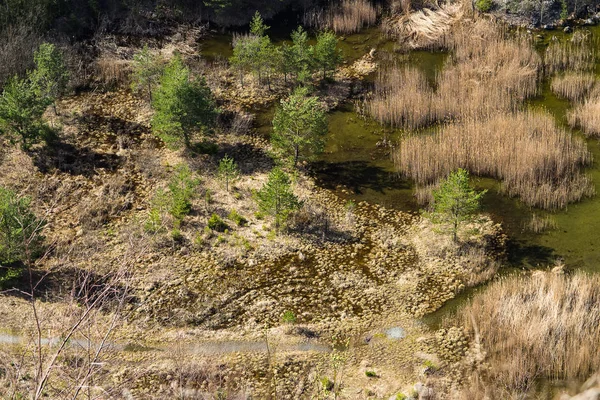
[
  {"left": 368, "top": 19, "right": 540, "bottom": 129},
  {"left": 303, "top": 0, "right": 379, "bottom": 34},
  {"left": 551, "top": 72, "right": 597, "bottom": 101},
  {"left": 568, "top": 96, "right": 600, "bottom": 136},
  {"left": 398, "top": 112, "right": 594, "bottom": 210},
  {"left": 452, "top": 272, "right": 600, "bottom": 396},
  {"left": 544, "top": 32, "right": 598, "bottom": 76},
  {"left": 382, "top": 2, "right": 463, "bottom": 50}
]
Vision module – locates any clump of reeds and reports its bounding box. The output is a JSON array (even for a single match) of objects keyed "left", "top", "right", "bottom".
[
  {"left": 551, "top": 73, "right": 596, "bottom": 102},
  {"left": 458, "top": 272, "right": 600, "bottom": 390},
  {"left": 303, "top": 0, "right": 378, "bottom": 34},
  {"left": 381, "top": 3, "right": 463, "bottom": 50},
  {"left": 544, "top": 32, "right": 598, "bottom": 75},
  {"left": 397, "top": 112, "right": 594, "bottom": 210},
  {"left": 367, "top": 66, "right": 436, "bottom": 130},
  {"left": 367, "top": 20, "right": 540, "bottom": 130},
  {"left": 527, "top": 213, "right": 558, "bottom": 233},
  {"left": 568, "top": 96, "right": 600, "bottom": 136}
]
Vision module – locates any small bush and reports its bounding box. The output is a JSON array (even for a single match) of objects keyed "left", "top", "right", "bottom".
[
  {"left": 171, "top": 228, "right": 183, "bottom": 241},
  {"left": 208, "top": 214, "right": 228, "bottom": 232},
  {"left": 168, "top": 164, "right": 199, "bottom": 222},
  {"left": 281, "top": 310, "right": 297, "bottom": 324},
  {"left": 0, "top": 187, "right": 45, "bottom": 265},
  {"left": 228, "top": 209, "right": 248, "bottom": 226},
  {"left": 475, "top": 0, "right": 493, "bottom": 12},
  {"left": 320, "top": 377, "right": 334, "bottom": 391},
  {"left": 365, "top": 370, "right": 378, "bottom": 378},
  {"left": 395, "top": 394, "right": 407, "bottom": 400}
]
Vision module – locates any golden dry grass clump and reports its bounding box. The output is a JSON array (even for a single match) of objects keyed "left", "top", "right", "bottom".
[
  {"left": 458, "top": 272, "right": 600, "bottom": 391},
  {"left": 367, "top": 20, "right": 541, "bottom": 130},
  {"left": 303, "top": 0, "right": 378, "bottom": 34},
  {"left": 568, "top": 96, "right": 600, "bottom": 136},
  {"left": 551, "top": 72, "right": 596, "bottom": 101},
  {"left": 544, "top": 32, "right": 598, "bottom": 76},
  {"left": 397, "top": 112, "right": 594, "bottom": 209},
  {"left": 382, "top": 3, "right": 463, "bottom": 50}
]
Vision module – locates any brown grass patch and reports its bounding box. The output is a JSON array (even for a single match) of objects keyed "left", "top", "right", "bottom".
[
  {"left": 568, "top": 96, "right": 600, "bottom": 136},
  {"left": 397, "top": 112, "right": 594, "bottom": 209},
  {"left": 544, "top": 32, "right": 598, "bottom": 76},
  {"left": 458, "top": 272, "right": 600, "bottom": 392},
  {"left": 551, "top": 72, "right": 597, "bottom": 102},
  {"left": 303, "top": 0, "right": 379, "bottom": 34},
  {"left": 367, "top": 20, "right": 540, "bottom": 129}
]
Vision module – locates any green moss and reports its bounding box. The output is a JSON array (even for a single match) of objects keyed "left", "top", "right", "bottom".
[{"left": 475, "top": 0, "right": 493, "bottom": 12}]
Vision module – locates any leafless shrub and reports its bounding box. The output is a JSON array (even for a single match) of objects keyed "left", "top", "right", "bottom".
[{"left": 0, "top": 24, "right": 43, "bottom": 86}]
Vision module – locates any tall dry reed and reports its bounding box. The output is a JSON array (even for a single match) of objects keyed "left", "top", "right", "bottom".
[
  {"left": 397, "top": 112, "right": 594, "bottom": 209},
  {"left": 367, "top": 20, "right": 540, "bottom": 130},
  {"left": 458, "top": 272, "right": 600, "bottom": 391},
  {"left": 568, "top": 96, "right": 600, "bottom": 136},
  {"left": 303, "top": 0, "right": 378, "bottom": 34},
  {"left": 551, "top": 72, "right": 596, "bottom": 101},
  {"left": 544, "top": 32, "right": 597, "bottom": 75}
]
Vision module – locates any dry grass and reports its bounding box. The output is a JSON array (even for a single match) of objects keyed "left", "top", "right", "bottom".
[
  {"left": 544, "top": 32, "right": 597, "bottom": 76},
  {"left": 382, "top": 3, "right": 463, "bottom": 50},
  {"left": 397, "top": 112, "right": 594, "bottom": 209},
  {"left": 303, "top": 0, "right": 378, "bottom": 34},
  {"left": 527, "top": 213, "right": 558, "bottom": 233},
  {"left": 551, "top": 72, "right": 597, "bottom": 102},
  {"left": 458, "top": 272, "right": 600, "bottom": 392},
  {"left": 568, "top": 96, "right": 600, "bottom": 136},
  {"left": 367, "top": 20, "right": 540, "bottom": 130}
]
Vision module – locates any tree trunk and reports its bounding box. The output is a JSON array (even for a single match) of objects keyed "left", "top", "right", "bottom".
[{"left": 294, "top": 145, "right": 299, "bottom": 168}]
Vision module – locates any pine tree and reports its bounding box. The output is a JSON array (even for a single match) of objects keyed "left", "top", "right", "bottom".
[
  {"left": 272, "top": 87, "right": 328, "bottom": 167},
  {"left": 218, "top": 155, "right": 240, "bottom": 192},
  {"left": 313, "top": 31, "right": 342, "bottom": 80},
  {"left": 429, "top": 169, "right": 487, "bottom": 242},
  {"left": 0, "top": 76, "right": 50, "bottom": 149},
  {"left": 0, "top": 186, "right": 45, "bottom": 265},
  {"left": 29, "top": 42, "right": 69, "bottom": 113},
  {"left": 256, "top": 168, "right": 301, "bottom": 232},
  {"left": 131, "top": 45, "right": 163, "bottom": 102},
  {"left": 151, "top": 55, "right": 217, "bottom": 149}
]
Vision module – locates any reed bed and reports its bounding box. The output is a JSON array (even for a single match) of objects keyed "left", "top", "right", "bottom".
[
  {"left": 551, "top": 72, "right": 597, "bottom": 101},
  {"left": 544, "top": 32, "right": 597, "bottom": 75},
  {"left": 303, "top": 0, "right": 378, "bottom": 34},
  {"left": 568, "top": 96, "right": 600, "bottom": 136},
  {"left": 367, "top": 20, "right": 540, "bottom": 130},
  {"left": 458, "top": 272, "right": 600, "bottom": 390},
  {"left": 397, "top": 112, "right": 594, "bottom": 209}
]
